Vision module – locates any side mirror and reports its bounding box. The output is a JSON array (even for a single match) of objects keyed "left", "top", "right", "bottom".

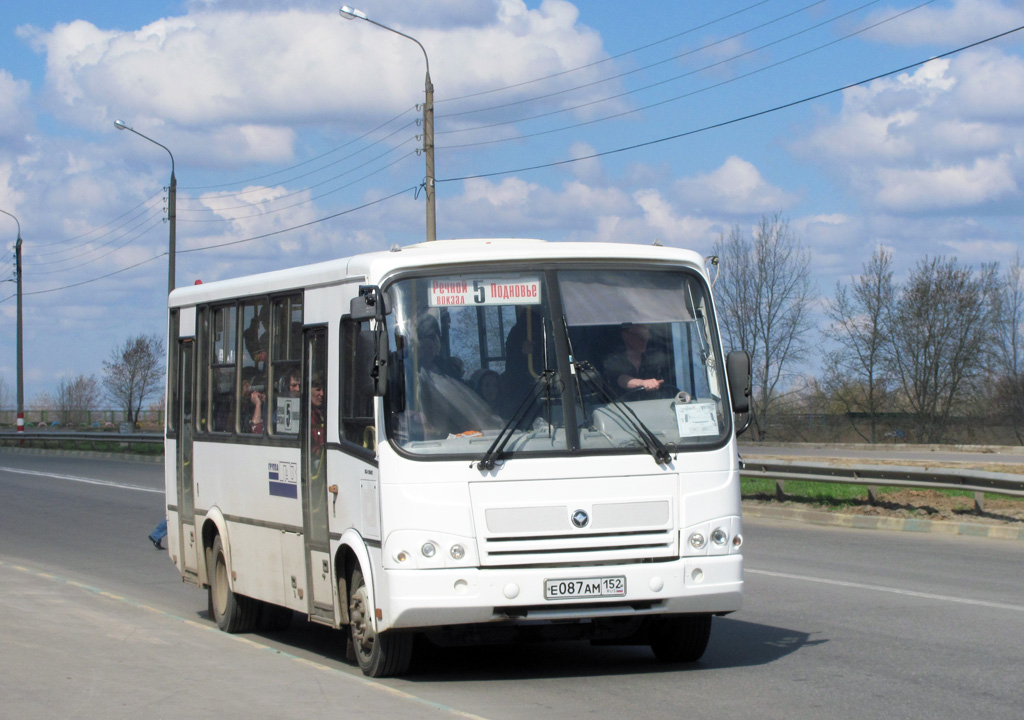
[
  {"left": 726, "top": 350, "right": 752, "bottom": 437},
  {"left": 726, "top": 350, "right": 751, "bottom": 414},
  {"left": 349, "top": 285, "right": 386, "bottom": 322}
]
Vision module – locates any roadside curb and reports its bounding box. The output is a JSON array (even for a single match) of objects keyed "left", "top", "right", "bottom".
[{"left": 742, "top": 502, "right": 1024, "bottom": 541}]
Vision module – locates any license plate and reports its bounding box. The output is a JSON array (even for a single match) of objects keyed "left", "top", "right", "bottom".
[{"left": 544, "top": 576, "right": 626, "bottom": 600}]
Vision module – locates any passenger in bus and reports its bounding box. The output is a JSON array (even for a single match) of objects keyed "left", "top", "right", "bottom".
[
  {"left": 243, "top": 303, "right": 269, "bottom": 368},
  {"left": 405, "top": 316, "right": 498, "bottom": 439},
  {"left": 242, "top": 368, "right": 266, "bottom": 434},
  {"left": 471, "top": 368, "right": 501, "bottom": 413},
  {"left": 604, "top": 323, "right": 668, "bottom": 395},
  {"left": 310, "top": 373, "right": 326, "bottom": 474},
  {"left": 285, "top": 368, "right": 302, "bottom": 397},
  {"left": 500, "top": 306, "right": 543, "bottom": 416}
]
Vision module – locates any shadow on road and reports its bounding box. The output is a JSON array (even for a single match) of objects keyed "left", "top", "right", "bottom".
[{"left": 220, "top": 611, "right": 823, "bottom": 681}]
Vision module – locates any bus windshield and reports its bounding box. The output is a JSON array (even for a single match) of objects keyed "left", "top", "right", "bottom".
[{"left": 384, "top": 265, "right": 730, "bottom": 458}]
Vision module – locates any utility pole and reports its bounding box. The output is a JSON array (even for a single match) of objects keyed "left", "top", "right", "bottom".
[
  {"left": 340, "top": 6, "right": 436, "bottom": 241},
  {"left": 0, "top": 209, "right": 23, "bottom": 443}
]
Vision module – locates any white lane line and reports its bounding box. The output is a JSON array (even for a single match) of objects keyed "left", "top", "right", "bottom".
[
  {"left": 0, "top": 466, "right": 162, "bottom": 494},
  {"left": 747, "top": 568, "right": 1024, "bottom": 613}
]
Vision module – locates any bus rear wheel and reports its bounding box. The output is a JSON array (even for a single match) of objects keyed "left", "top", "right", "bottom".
[
  {"left": 209, "top": 535, "right": 258, "bottom": 633},
  {"left": 649, "top": 614, "right": 712, "bottom": 663},
  {"left": 347, "top": 567, "right": 412, "bottom": 677}
]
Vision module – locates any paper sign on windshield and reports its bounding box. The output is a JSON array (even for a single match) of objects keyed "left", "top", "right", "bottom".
[
  {"left": 675, "top": 401, "right": 719, "bottom": 438},
  {"left": 429, "top": 277, "right": 542, "bottom": 307}
]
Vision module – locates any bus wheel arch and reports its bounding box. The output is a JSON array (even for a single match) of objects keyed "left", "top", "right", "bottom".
[
  {"left": 347, "top": 565, "right": 413, "bottom": 677},
  {"left": 200, "top": 511, "right": 228, "bottom": 587},
  {"left": 208, "top": 533, "right": 259, "bottom": 633}
]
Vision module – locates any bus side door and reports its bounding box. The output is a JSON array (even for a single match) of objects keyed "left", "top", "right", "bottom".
[
  {"left": 176, "top": 338, "right": 200, "bottom": 580},
  {"left": 302, "top": 326, "right": 334, "bottom": 622}
]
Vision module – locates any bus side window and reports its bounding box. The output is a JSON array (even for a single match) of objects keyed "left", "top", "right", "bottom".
[
  {"left": 269, "top": 294, "right": 303, "bottom": 436},
  {"left": 340, "top": 318, "right": 375, "bottom": 451},
  {"left": 209, "top": 303, "right": 237, "bottom": 433}
]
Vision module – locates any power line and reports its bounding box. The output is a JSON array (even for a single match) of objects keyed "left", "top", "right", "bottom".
[
  {"left": 10, "top": 187, "right": 418, "bottom": 299},
  {"left": 438, "top": 0, "right": 777, "bottom": 105},
  {"left": 438, "top": 24, "right": 1024, "bottom": 183},
  {"left": 177, "top": 186, "right": 418, "bottom": 253},
  {"left": 179, "top": 106, "right": 418, "bottom": 191},
  {"left": 30, "top": 208, "right": 166, "bottom": 268},
  {"left": 30, "top": 215, "right": 166, "bottom": 276},
  {"left": 438, "top": 0, "right": 920, "bottom": 150},
  {"left": 178, "top": 140, "right": 418, "bottom": 215},
  {"left": 177, "top": 118, "right": 418, "bottom": 203},
  {"left": 176, "top": 150, "right": 420, "bottom": 223},
  {"left": 438, "top": 0, "right": 836, "bottom": 121}
]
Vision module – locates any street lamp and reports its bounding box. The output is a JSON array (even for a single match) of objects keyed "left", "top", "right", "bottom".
[
  {"left": 340, "top": 5, "right": 436, "bottom": 242},
  {"left": 0, "top": 208, "right": 23, "bottom": 443},
  {"left": 114, "top": 120, "right": 177, "bottom": 293}
]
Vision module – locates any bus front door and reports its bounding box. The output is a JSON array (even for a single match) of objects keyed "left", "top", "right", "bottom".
[
  {"left": 176, "top": 338, "right": 200, "bottom": 582},
  {"left": 302, "top": 327, "right": 335, "bottom": 623}
]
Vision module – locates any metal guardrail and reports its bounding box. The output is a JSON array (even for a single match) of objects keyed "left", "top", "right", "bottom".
[
  {"left": 3, "top": 431, "right": 1022, "bottom": 509},
  {"left": 0, "top": 430, "right": 163, "bottom": 450},
  {"left": 740, "top": 456, "right": 1024, "bottom": 513}
]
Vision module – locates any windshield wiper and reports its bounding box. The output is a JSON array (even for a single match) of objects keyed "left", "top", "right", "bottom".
[
  {"left": 477, "top": 370, "right": 556, "bottom": 471},
  {"left": 575, "top": 360, "right": 673, "bottom": 465}
]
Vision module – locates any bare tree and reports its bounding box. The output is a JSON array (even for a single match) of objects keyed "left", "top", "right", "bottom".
[
  {"left": 54, "top": 374, "right": 100, "bottom": 427},
  {"left": 992, "top": 252, "right": 1024, "bottom": 444},
  {"left": 713, "top": 214, "right": 816, "bottom": 440},
  {"left": 884, "top": 256, "right": 1000, "bottom": 444},
  {"left": 102, "top": 334, "right": 165, "bottom": 426},
  {"left": 823, "top": 248, "right": 896, "bottom": 443},
  {"left": 0, "top": 376, "right": 11, "bottom": 412}
]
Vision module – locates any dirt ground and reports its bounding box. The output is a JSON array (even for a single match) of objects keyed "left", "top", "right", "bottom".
[
  {"left": 743, "top": 454, "right": 1024, "bottom": 527},
  {"left": 744, "top": 488, "right": 1024, "bottom": 526}
]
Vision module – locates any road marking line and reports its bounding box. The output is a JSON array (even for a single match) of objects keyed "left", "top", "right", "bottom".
[
  {"left": 0, "top": 559, "right": 493, "bottom": 720},
  {"left": 747, "top": 568, "right": 1024, "bottom": 613},
  {"left": 0, "top": 465, "right": 162, "bottom": 494}
]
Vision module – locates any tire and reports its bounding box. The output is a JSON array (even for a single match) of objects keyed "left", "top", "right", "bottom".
[
  {"left": 649, "top": 614, "right": 712, "bottom": 663},
  {"left": 255, "top": 601, "right": 293, "bottom": 632},
  {"left": 347, "top": 567, "right": 413, "bottom": 677},
  {"left": 208, "top": 535, "right": 258, "bottom": 633}
]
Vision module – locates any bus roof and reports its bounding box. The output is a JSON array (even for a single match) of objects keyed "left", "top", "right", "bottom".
[{"left": 168, "top": 238, "right": 709, "bottom": 307}]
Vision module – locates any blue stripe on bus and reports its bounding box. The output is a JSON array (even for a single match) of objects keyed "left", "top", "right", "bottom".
[{"left": 269, "top": 481, "right": 297, "bottom": 498}]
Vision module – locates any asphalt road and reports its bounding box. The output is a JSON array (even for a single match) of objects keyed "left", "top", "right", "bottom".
[{"left": 1, "top": 450, "right": 1022, "bottom": 720}]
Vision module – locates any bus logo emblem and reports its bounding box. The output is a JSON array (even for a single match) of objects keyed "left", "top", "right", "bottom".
[{"left": 571, "top": 510, "right": 589, "bottom": 528}]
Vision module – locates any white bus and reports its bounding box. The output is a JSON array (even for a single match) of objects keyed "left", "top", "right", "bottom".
[{"left": 163, "top": 238, "right": 751, "bottom": 677}]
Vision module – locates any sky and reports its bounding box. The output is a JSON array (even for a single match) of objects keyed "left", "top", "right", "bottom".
[{"left": 2, "top": 0, "right": 1024, "bottom": 406}]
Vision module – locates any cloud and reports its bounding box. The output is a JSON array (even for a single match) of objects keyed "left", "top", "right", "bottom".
[
  {"left": 26, "top": 1, "right": 612, "bottom": 138},
  {"left": 797, "top": 50, "right": 1024, "bottom": 213},
  {"left": 672, "top": 156, "right": 798, "bottom": 215},
  {"left": 863, "top": 0, "right": 1024, "bottom": 47},
  {"left": 875, "top": 154, "right": 1018, "bottom": 211},
  {"left": 0, "top": 70, "right": 32, "bottom": 142}
]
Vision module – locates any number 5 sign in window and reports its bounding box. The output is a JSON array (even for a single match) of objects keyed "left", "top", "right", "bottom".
[{"left": 429, "top": 277, "right": 542, "bottom": 308}]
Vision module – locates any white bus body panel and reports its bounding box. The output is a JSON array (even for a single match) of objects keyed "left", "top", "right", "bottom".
[{"left": 369, "top": 444, "right": 742, "bottom": 632}]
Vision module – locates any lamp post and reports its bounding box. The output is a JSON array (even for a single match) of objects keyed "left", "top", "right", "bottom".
[
  {"left": 0, "top": 209, "right": 23, "bottom": 443},
  {"left": 114, "top": 120, "right": 177, "bottom": 293},
  {"left": 340, "top": 6, "right": 436, "bottom": 242}
]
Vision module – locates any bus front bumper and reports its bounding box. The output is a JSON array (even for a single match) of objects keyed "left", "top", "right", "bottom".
[{"left": 378, "top": 554, "right": 742, "bottom": 631}]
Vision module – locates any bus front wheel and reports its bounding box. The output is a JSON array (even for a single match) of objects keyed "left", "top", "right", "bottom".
[
  {"left": 347, "top": 567, "right": 413, "bottom": 677},
  {"left": 208, "top": 535, "right": 258, "bottom": 633},
  {"left": 649, "top": 614, "right": 712, "bottom": 663}
]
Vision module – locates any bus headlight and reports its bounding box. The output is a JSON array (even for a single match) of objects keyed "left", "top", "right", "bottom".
[
  {"left": 688, "top": 532, "right": 706, "bottom": 550},
  {"left": 711, "top": 528, "right": 728, "bottom": 546},
  {"left": 421, "top": 542, "right": 437, "bottom": 558},
  {"left": 450, "top": 544, "right": 465, "bottom": 560}
]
